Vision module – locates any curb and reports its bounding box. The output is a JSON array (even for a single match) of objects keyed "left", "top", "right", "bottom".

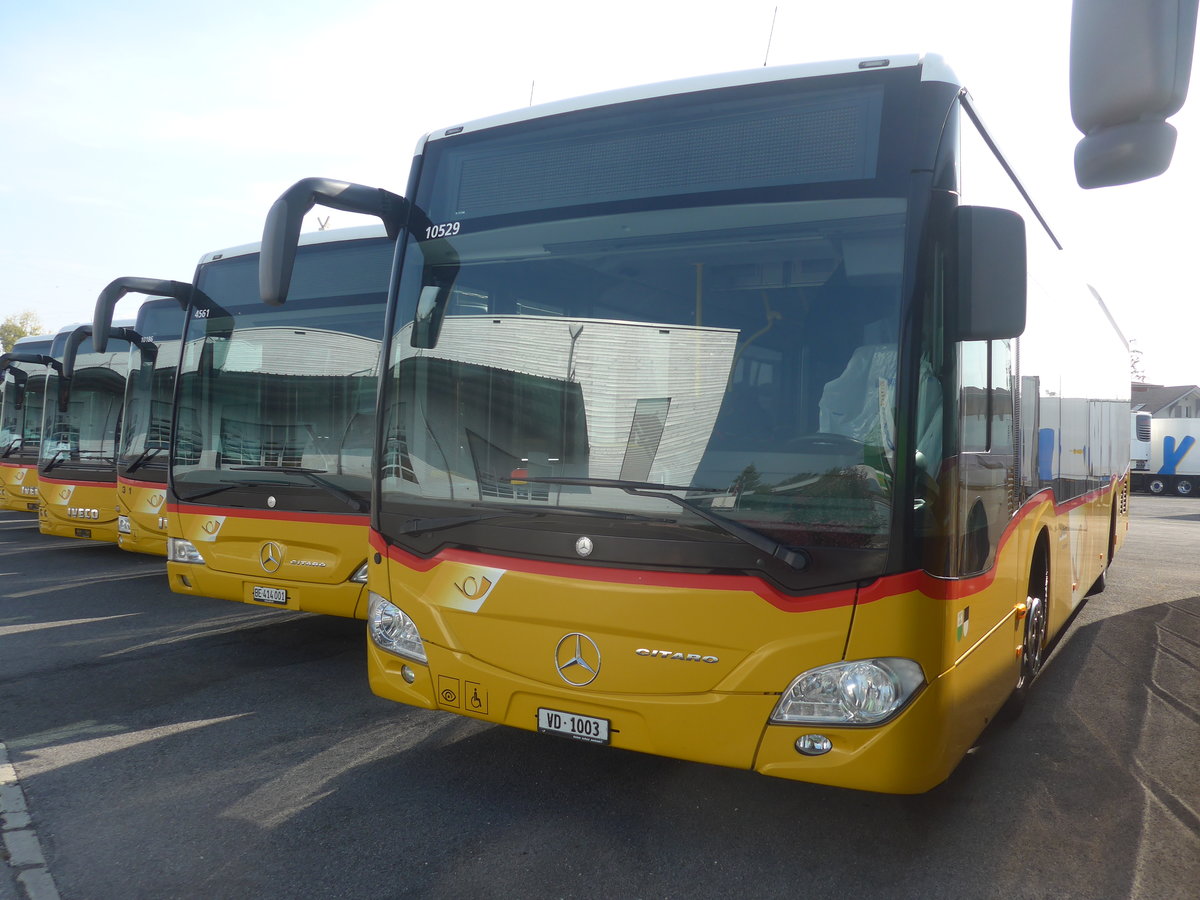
[{"left": 0, "top": 742, "right": 60, "bottom": 900}]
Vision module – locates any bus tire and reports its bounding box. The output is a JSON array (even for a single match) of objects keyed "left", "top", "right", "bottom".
[
  {"left": 1148, "top": 478, "right": 1166, "bottom": 494},
  {"left": 1176, "top": 479, "right": 1194, "bottom": 496},
  {"left": 1001, "top": 545, "right": 1050, "bottom": 721}
]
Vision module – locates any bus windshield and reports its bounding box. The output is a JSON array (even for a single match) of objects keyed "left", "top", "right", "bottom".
[
  {"left": 172, "top": 237, "right": 392, "bottom": 513},
  {"left": 384, "top": 199, "right": 904, "bottom": 556},
  {"left": 2, "top": 352, "right": 50, "bottom": 464},
  {"left": 41, "top": 334, "right": 130, "bottom": 475},
  {"left": 377, "top": 71, "right": 920, "bottom": 570},
  {"left": 119, "top": 302, "right": 185, "bottom": 481}
]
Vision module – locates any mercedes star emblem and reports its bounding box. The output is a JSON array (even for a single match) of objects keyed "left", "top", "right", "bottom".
[
  {"left": 259, "top": 541, "right": 283, "bottom": 573},
  {"left": 554, "top": 632, "right": 601, "bottom": 686},
  {"left": 575, "top": 536, "right": 594, "bottom": 558}
]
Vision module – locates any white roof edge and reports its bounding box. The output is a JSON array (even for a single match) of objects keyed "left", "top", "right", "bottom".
[
  {"left": 13, "top": 333, "right": 58, "bottom": 345},
  {"left": 423, "top": 54, "right": 959, "bottom": 143},
  {"left": 917, "top": 53, "right": 960, "bottom": 86},
  {"left": 195, "top": 222, "right": 389, "bottom": 266},
  {"left": 53, "top": 319, "right": 135, "bottom": 336}
]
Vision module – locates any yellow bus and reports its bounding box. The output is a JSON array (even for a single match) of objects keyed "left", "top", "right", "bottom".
[
  {"left": 165, "top": 226, "right": 394, "bottom": 617},
  {"left": 91, "top": 289, "right": 189, "bottom": 555},
  {"left": 1, "top": 334, "right": 55, "bottom": 512},
  {"left": 38, "top": 322, "right": 134, "bottom": 542},
  {"left": 263, "top": 55, "right": 1131, "bottom": 793}
]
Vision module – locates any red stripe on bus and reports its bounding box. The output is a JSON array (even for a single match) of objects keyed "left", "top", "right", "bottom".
[
  {"left": 167, "top": 503, "right": 369, "bottom": 527},
  {"left": 369, "top": 479, "right": 1118, "bottom": 612},
  {"left": 119, "top": 476, "right": 167, "bottom": 489}
]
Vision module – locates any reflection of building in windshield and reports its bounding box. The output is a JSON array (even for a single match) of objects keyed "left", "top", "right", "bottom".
[
  {"left": 121, "top": 341, "right": 180, "bottom": 461},
  {"left": 43, "top": 348, "right": 129, "bottom": 465},
  {"left": 397, "top": 317, "right": 737, "bottom": 502},
  {"left": 177, "top": 327, "right": 380, "bottom": 477}
]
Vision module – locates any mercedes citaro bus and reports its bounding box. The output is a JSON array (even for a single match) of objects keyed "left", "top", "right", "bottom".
[
  {"left": 38, "top": 321, "right": 134, "bottom": 542},
  {"left": 91, "top": 289, "right": 188, "bottom": 555},
  {"left": 1, "top": 333, "right": 55, "bottom": 512},
  {"left": 165, "top": 226, "right": 394, "bottom": 617},
  {"left": 261, "top": 54, "right": 1130, "bottom": 793}
]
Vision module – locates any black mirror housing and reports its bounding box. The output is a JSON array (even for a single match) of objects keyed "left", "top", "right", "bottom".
[
  {"left": 1070, "top": 0, "right": 1197, "bottom": 186},
  {"left": 1073, "top": 120, "right": 1179, "bottom": 188},
  {"left": 260, "top": 178, "right": 408, "bottom": 306},
  {"left": 94, "top": 277, "right": 191, "bottom": 352},
  {"left": 955, "top": 206, "right": 1027, "bottom": 342}
]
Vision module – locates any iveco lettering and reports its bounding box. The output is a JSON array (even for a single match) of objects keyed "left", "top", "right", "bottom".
[{"left": 264, "top": 55, "right": 1131, "bottom": 793}]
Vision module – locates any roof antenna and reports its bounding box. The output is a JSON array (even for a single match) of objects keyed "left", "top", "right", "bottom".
[
  {"left": 529, "top": 80, "right": 536, "bottom": 107},
  {"left": 763, "top": 6, "right": 778, "bottom": 66}
]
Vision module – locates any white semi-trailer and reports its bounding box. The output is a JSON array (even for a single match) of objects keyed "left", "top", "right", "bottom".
[{"left": 1131, "top": 417, "right": 1200, "bottom": 496}]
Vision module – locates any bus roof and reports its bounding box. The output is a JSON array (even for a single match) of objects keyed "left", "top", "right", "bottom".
[
  {"left": 11, "top": 333, "right": 56, "bottom": 347},
  {"left": 419, "top": 53, "right": 959, "bottom": 149},
  {"left": 195, "top": 222, "right": 389, "bottom": 266},
  {"left": 51, "top": 320, "right": 134, "bottom": 339}
]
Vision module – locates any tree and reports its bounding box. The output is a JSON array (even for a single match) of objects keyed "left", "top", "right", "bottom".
[{"left": 0, "top": 311, "right": 43, "bottom": 353}]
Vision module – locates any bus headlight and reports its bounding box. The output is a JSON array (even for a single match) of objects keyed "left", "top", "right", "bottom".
[
  {"left": 349, "top": 561, "right": 369, "bottom": 584},
  {"left": 117, "top": 515, "right": 131, "bottom": 534},
  {"left": 771, "top": 658, "right": 925, "bottom": 726},
  {"left": 368, "top": 592, "right": 427, "bottom": 664},
  {"left": 167, "top": 538, "right": 206, "bottom": 564}
]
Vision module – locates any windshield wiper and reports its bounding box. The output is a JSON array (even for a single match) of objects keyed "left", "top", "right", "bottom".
[
  {"left": 124, "top": 446, "right": 165, "bottom": 474},
  {"left": 43, "top": 449, "right": 67, "bottom": 472},
  {"left": 521, "top": 476, "right": 811, "bottom": 572},
  {"left": 176, "top": 482, "right": 239, "bottom": 502},
  {"left": 227, "top": 466, "right": 369, "bottom": 513},
  {"left": 2, "top": 439, "right": 20, "bottom": 460}
]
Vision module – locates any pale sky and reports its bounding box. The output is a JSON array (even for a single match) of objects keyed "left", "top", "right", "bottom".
[{"left": 1, "top": 0, "right": 1196, "bottom": 385}]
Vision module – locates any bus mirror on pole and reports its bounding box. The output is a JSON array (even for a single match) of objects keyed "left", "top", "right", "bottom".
[
  {"left": 1, "top": 362, "right": 27, "bottom": 410},
  {"left": 411, "top": 285, "right": 449, "bottom": 349},
  {"left": 954, "top": 205, "right": 1027, "bottom": 342},
  {"left": 1069, "top": 0, "right": 1197, "bottom": 187},
  {"left": 261, "top": 177, "right": 408, "bottom": 306},
  {"left": 59, "top": 325, "right": 95, "bottom": 412},
  {"left": 94, "top": 277, "right": 192, "bottom": 352}
]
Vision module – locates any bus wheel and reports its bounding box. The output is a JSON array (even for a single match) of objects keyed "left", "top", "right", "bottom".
[
  {"left": 1001, "top": 552, "right": 1049, "bottom": 721},
  {"left": 1177, "top": 479, "right": 1194, "bottom": 496},
  {"left": 1148, "top": 479, "right": 1166, "bottom": 494}
]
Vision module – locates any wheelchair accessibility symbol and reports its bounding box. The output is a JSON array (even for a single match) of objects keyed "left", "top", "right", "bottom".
[{"left": 465, "top": 681, "right": 488, "bottom": 715}]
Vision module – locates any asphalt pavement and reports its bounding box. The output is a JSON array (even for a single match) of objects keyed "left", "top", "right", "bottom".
[{"left": 0, "top": 495, "right": 1197, "bottom": 899}]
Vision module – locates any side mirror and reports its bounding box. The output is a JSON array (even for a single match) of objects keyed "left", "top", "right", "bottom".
[
  {"left": 59, "top": 325, "right": 94, "bottom": 412},
  {"left": 1070, "top": 0, "right": 1197, "bottom": 187},
  {"left": 411, "top": 285, "right": 450, "bottom": 349},
  {"left": 260, "top": 177, "right": 408, "bottom": 306},
  {"left": 2, "top": 364, "right": 27, "bottom": 410},
  {"left": 94, "top": 277, "right": 191, "bottom": 352},
  {"left": 954, "top": 206, "right": 1027, "bottom": 341}
]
